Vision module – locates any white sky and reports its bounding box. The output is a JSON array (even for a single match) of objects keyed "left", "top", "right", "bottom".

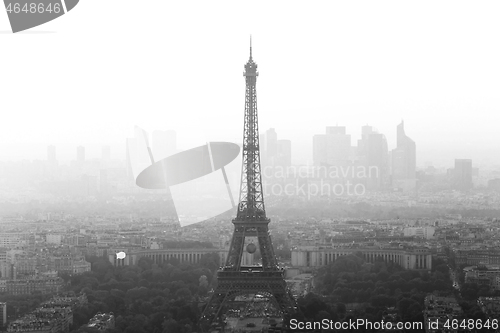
[{"left": 1, "top": 1, "right": 499, "bottom": 167}]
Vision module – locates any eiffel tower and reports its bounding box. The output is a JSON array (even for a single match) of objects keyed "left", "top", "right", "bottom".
[{"left": 199, "top": 39, "right": 297, "bottom": 331}]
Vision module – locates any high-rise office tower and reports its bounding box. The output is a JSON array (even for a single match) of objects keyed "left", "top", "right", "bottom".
[
  {"left": 357, "top": 126, "right": 389, "bottom": 190},
  {"left": 47, "top": 145, "right": 56, "bottom": 165},
  {"left": 391, "top": 121, "right": 416, "bottom": 190},
  {"left": 77, "top": 146, "right": 85, "bottom": 164},
  {"left": 261, "top": 128, "right": 291, "bottom": 170},
  {"left": 313, "top": 126, "right": 351, "bottom": 166},
  {"left": 152, "top": 130, "right": 176, "bottom": 161},
  {"left": 326, "top": 126, "right": 346, "bottom": 135},
  {"left": 361, "top": 125, "right": 374, "bottom": 137},
  {"left": 454, "top": 159, "right": 473, "bottom": 190}
]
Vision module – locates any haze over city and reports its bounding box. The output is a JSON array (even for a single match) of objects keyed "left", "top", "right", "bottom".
[
  {"left": 1, "top": 1, "right": 500, "bottom": 167},
  {"left": 3, "top": 2, "right": 500, "bottom": 333}
]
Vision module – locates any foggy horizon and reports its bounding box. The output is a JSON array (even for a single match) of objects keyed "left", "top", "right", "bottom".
[
  {"left": 2, "top": 1, "right": 500, "bottom": 168},
  {"left": 1, "top": 122, "right": 498, "bottom": 169}
]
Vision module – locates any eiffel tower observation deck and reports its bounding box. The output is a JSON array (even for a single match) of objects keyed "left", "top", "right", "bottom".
[{"left": 199, "top": 38, "right": 297, "bottom": 332}]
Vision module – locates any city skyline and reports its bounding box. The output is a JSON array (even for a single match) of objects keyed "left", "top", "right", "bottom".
[
  {"left": 0, "top": 118, "right": 496, "bottom": 169},
  {"left": 17, "top": 121, "right": 481, "bottom": 172},
  {"left": 1, "top": 1, "right": 500, "bottom": 167}
]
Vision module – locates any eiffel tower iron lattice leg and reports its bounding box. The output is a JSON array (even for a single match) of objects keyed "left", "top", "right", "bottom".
[
  {"left": 199, "top": 38, "right": 297, "bottom": 332},
  {"left": 200, "top": 224, "right": 297, "bottom": 331},
  {"left": 200, "top": 273, "right": 296, "bottom": 330}
]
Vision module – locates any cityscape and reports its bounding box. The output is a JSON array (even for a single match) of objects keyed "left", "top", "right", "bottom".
[{"left": 2, "top": 48, "right": 500, "bottom": 331}]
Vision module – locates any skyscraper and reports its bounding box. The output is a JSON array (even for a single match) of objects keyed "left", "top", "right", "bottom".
[
  {"left": 77, "top": 146, "right": 85, "bottom": 164},
  {"left": 391, "top": 121, "right": 416, "bottom": 190},
  {"left": 313, "top": 126, "right": 351, "bottom": 166},
  {"left": 454, "top": 159, "right": 473, "bottom": 190},
  {"left": 152, "top": 130, "right": 176, "bottom": 161},
  {"left": 326, "top": 126, "right": 347, "bottom": 135},
  {"left": 260, "top": 128, "right": 292, "bottom": 170},
  {"left": 357, "top": 126, "right": 389, "bottom": 190},
  {"left": 361, "top": 125, "right": 374, "bottom": 137}
]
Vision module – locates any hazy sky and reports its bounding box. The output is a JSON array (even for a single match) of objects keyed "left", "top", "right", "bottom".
[{"left": 1, "top": 1, "right": 499, "bottom": 167}]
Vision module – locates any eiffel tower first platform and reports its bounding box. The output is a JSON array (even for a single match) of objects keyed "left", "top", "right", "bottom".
[{"left": 199, "top": 40, "right": 297, "bottom": 332}]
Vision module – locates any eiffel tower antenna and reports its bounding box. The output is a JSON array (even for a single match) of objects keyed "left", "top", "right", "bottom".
[{"left": 250, "top": 35, "right": 252, "bottom": 60}]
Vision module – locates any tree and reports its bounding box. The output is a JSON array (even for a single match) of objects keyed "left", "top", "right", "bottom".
[
  {"left": 199, "top": 253, "right": 220, "bottom": 272},
  {"left": 397, "top": 297, "right": 419, "bottom": 321},
  {"left": 72, "top": 327, "right": 101, "bottom": 333},
  {"left": 175, "top": 288, "right": 192, "bottom": 300},
  {"left": 198, "top": 275, "right": 209, "bottom": 296},
  {"left": 92, "top": 257, "right": 114, "bottom": 278},
  {"left": 300, "top": 293, "right": 329, "bottom": 319},
  {"left": 127, "top": 286, "right": 150, "bottom": 300},
  {"left": 371, "top": 295, "right": 396, "bottom": 307},
  {"left": 332, "top": 255, "right": 364, "bottom": 273},
  {"left": 162, "top": 319, "right": 181, "bottom": 333},
  {"left": 138, "top": 257, "right": 153, "bottom": 271}
]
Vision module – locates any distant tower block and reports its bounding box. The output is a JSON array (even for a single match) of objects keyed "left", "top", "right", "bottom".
[
  {"left": 199, "top": 39, "right": 297, "bottom": 331},
  {"left": 454, "top": 159, "right": 473, "bottom": 190},
  {"left": 391, "top": 121, "right": 416, "bottom": 191}
]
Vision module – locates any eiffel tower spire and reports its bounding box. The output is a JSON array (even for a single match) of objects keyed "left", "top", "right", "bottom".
[
  {"left": 235, "top": 35, "right": 266, "bottom": 222},
  {"left": 250, "top": 35, "right": 253, "bottom": 60}
]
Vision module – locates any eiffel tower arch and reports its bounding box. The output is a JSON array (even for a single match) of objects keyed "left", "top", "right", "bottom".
[{"left": 199, "top": 39, "right": 297, "bottom": 332}]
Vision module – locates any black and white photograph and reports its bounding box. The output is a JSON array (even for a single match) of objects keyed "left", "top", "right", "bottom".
[{"left": 1, "top": 1, "right": 500, "bottom": 332}]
